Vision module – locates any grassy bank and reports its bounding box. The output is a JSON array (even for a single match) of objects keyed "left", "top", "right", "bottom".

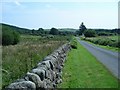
[
  {"left": 58, "top": 40, "right": 118, "bottom": 88},
  {"left": 81, "top": 36, "right": 120, "bottom": 52},
  {"left": 2, "top": 35, "right": 69, "bottom": 88},
  {"left": 85, "top": 40, "right": 119, "bottom": 52}
]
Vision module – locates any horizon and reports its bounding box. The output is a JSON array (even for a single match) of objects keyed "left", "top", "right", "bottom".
[
  {"left": 1, "top": 1, "right": 118, "bottom": 29},
  {"left": 2, "top": 22, "right": 118, "bottom": 30}
]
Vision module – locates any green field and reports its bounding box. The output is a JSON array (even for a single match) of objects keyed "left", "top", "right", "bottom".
[
  {"left": 2, "top": 35, "right": 69, "bottom": 89},
  {"left": 58, "top": 40, "right": 118, "bottom": 88}
]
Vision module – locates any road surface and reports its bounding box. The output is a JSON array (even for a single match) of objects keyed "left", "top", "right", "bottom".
[{"left": 77, "top": 37, "right": 120, "bottom": 79}]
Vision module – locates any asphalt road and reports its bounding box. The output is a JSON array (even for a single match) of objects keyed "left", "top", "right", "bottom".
[{"left": 77, "top": 37, "right": 120, "bottom": 79}]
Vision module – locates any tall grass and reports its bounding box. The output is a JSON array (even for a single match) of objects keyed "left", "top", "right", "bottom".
[
  {"left": 2, "top": 35, "right": 69, "bottom": 88},
  {"left": 82, "top": 36, "right": 120, "bottom": 48},
  {"left": 70, "top": 37, "right": 78, "bottom": 49}
]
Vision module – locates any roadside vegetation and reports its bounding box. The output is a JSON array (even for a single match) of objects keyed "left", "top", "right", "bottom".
[
  {"left": 77, "top": 23, "right": 120, "bottom": 52},
  {"left": 82, "top": 36, "right": 119, "bottom": 48},
  {"left": 58, "top": 39, "right": 118, "bottom": 88},
  {"left": 70, "top": 37, "right": 78, "bottom": 49},
  {"left": 84, "top": 30, "right": 97, "bottom": 37},
  {"left": 2, "top": 35, "right": 69, "bottom": 88},
  {"left": 81, "top": 36, "right": 120, "bottom": 52}
]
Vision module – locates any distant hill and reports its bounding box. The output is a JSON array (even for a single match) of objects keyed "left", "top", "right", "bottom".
[
  {"left": 0, "top": 23, "right": 32, "bottom": 34},
  {"left": 1, "top": 23, "right": 119, "bottom": 35},
  {"left": 1, "top": 23, "right": 78, "bottom": 35}
]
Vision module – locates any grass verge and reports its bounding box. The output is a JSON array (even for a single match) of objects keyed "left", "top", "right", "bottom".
[{"left": 58, "top": 40, "right": 118, "bottom": 88}]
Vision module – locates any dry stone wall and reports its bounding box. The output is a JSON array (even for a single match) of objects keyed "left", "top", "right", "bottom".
[{"left": 6, "top": 43, "right": 71, "bottom": 90}]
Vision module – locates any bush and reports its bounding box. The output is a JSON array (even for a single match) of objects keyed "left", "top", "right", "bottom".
[
  {"left": 49, "top": 28, "right": 59, "bottom": 35},
  {"left": 12, "top": 31, "right": 20, "bottom": 45},
  {"left": 92, "top": 39, "right": 99, "bottom": 44},
  {"left": 98, "top": 32, "right": 115, "bottom": 36},
  {"left": 2, "top": 29, "right": 20, "bottom": 45},
  {"left": 84, "top": 37, "right": 120, "bottom": 48},
  {"left": 109, "top": 41, "right": 120, "bottom": 48},
  {"left": 70, "top": 38, "right": 77, "bottom": 49},
  {"left": 84, "top": 30, "right": 97, "bottom": 37}
]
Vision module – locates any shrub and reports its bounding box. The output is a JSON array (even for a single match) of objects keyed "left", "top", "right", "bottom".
[
  {"left": 49, "top": 28, "right": 59, "bottom": 35},
  {"left": 12, "top": 31, "right": 20, "bottom": 45},
  {"left": 110, "top": 41, "right": 120, "bottom": 48},
  {"left": 2, "top": 29, "right": 20, "bottom": 45},
  {"left": 84, "top": 30, "right": 97, "bottom": 37},
  {"left": 98, "top": 39, "right": 106, "bottom": 45},
  {"left": 98, "top": 32, "right": 108, "bottom": 36},
  {"left": 92, "top": 39, "right": 100, "bottom": 44},
  {"left": 70, "top": 38, "right": 77, "bottom": 49},
  {"left": 91, "top": 38, "right": 111, "bottom": 46},
  {"left": 98, "top": 32, "right": 115, "bottom": 36},
  {"left": 83, "top": 36, "right": 120, "bottom": 48}
]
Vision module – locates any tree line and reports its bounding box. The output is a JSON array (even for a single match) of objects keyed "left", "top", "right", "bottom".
[{"left": 77, "top": 22, "right": 120, "bottom": 37}]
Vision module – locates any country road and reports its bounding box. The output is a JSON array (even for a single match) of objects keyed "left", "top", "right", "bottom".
[{"left": 77, "top": 37, "right": 120, "bottom": 79}]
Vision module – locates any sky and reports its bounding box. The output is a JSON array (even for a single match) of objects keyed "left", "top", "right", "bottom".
[{"left": 1, "top": 0, "right": 119, "bottom": 29}]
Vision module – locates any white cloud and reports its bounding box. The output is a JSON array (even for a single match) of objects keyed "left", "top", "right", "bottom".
[{"left": 14, "top": 0, "right": 21, "bottom": 6}]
